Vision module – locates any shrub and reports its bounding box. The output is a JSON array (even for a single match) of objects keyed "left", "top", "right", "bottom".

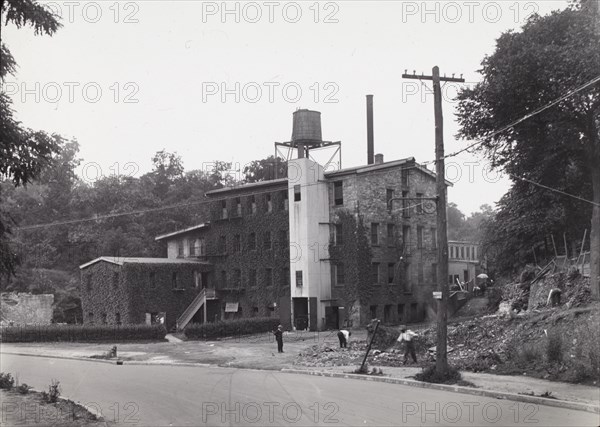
[
  {"left": 519, "top": 344, "right": 542, "bottom": 363},
  {"left": 414, "top": 365, "right": 462, "bottom": 384},
  {"left": 17, "top": 383, "right": 32, "bottom": 395},
  {"left": 0, "top": 324, "right": 167, "bottom": 343},
  {"left": 185, "top": 317, "right": 279, "bottom": 340},
  {"left": 546, "top": 333, "right": 563, "bottom": 363},
  {"left": 41, "top": 380, "right": 61, "bottom": 403},
  {"left": 0, "top": 373, "right": 14, "bottom": 390}
]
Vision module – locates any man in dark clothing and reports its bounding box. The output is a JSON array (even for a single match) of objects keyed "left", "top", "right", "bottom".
[
  {"left": 273, "top": 325, "right": 284, "bottom": 353},
  {"left": 337, "top": 329, "right": 351, "bottom": 348}
]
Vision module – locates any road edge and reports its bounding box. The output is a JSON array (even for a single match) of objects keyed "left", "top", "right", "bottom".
[{"left": 280, "top": 368, "right": 600, "bottom": 415}]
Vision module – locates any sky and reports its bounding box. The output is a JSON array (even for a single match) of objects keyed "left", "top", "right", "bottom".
[{"left": 3, "top": 0, "right": 569, "bottom": 214}]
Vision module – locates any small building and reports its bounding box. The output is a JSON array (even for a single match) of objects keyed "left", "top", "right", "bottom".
[{"left": 447, "top": 241, "right": 483, "bottom": 291}]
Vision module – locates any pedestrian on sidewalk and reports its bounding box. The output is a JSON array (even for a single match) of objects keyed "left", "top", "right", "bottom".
[
  {"left": 337, "top": 329, "right": 351, "bottom": 348},
  {"left": 397, "top": 326, "right": 418, "bottom": 365},
  {"left": 273, "top": 325, "right": 284, "bottom": 353}
]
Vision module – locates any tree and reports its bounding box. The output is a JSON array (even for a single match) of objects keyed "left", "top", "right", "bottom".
[
  {"left": 0, "top": 0, "right": 62, "bottom": 278},
  {"left": 456, "top": 1, "right": 600, "bottom": 296},
  {"left": 243, "top": 156, "right": 288, "bottom": 183}
]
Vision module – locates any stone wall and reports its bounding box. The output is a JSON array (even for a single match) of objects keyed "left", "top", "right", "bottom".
[{"left": 1, "top": 293, "right": 54, "bottom": 325}]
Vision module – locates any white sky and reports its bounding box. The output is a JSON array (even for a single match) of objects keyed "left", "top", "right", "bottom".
[{"left": 3, "top": 0, "right": 568, "bottom": 214}]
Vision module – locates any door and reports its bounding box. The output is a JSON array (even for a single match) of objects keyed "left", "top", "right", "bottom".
[
  {"left": 325, "top": 306, "right": 339, "bottom": 330},
  {"left": 293, "top": 298, "right": 308, "bottom": 330}
]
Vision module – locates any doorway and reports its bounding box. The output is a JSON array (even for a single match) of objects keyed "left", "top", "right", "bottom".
[{"left": 293, "top": 298, "right": 308, "bottom": 330}]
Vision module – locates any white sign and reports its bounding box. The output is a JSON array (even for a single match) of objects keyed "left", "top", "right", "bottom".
[{"left": 433, "top": 292, "right": 442, "bottom": 300}]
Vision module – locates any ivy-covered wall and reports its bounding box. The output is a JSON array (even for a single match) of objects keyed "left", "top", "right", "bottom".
[
  {"left": 80, "top": 260, "right": 212, "bottom": 330},
  {"left": 327, "top": 161, "right": 439, "bottom": 326}
]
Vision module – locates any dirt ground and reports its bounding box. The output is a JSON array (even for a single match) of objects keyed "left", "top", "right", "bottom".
[{"left": 0, "top": 389, "right": 101, "bottom": 426}]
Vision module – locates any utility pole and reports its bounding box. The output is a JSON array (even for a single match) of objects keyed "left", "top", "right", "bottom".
[{"left": 402, "top": 67, "right": 464, "bottom": 375}]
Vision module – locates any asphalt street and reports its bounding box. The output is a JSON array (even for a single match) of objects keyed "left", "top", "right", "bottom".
[{"left": 1, "top": 354, "right": 598, "bottom": 426}]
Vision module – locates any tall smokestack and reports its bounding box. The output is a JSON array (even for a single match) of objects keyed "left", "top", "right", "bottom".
[{"left": 366, "top": 95, "right": 374, "bottom": 165}]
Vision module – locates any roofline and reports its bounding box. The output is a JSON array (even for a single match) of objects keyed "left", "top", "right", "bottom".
[
  {"left": 79, "top": 256, "right": 123, "bottom": 269},
  {"left": 79, "top": 256, "right": 208, "bottom": 270},
  {"left": 155, "top": 223, "right": 210, "bottom": 241},
  {"left": 205, "top": 178, "right": 288, "bottom": 196},
  {"left": 325, "top": 157, "right": 415, "bottom": 177}
]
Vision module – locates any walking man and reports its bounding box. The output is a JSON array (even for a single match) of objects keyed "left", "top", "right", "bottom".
[
  {"left": 397, "top": 326, "right": 418, "bottom": 365},
  {"left": 337, "top": 329, "right": 351, "bottom": 348},
  {"left": 273, "top": 325, "right": 284, "bottom": 353}
]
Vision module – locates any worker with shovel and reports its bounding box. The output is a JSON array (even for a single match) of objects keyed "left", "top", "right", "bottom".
[{"left": 397, "top": 326, "right": 418, "bottom": 365}]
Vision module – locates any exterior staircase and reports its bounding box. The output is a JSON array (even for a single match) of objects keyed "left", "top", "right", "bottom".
[{"left": 176, "top": 288, "right": 217, "bottom": 330}]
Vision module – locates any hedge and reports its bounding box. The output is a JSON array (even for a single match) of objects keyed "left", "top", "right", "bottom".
[
  {"left": 0, "top": 324, "right": 167, "bottom": 343},
  {"left": 185, "top": 317, "right": 279, "bottom": 340}
]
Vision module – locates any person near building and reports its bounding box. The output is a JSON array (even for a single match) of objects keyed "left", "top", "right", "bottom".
[
  {"left": 337, "top": 329, "right": 351, "bottom": 348},
  {"left": 273, "top": 325, "right": 284, "bottom": 353},
  {"left": 397, "top": 326, "right": 418, "bottom": 365}
]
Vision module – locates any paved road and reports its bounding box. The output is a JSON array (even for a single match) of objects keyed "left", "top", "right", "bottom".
[{"left": 1, "top": 354, "right": 598, "bottom": 426}]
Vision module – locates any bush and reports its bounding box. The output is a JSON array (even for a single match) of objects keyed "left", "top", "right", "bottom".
[
  {"left": 414, "top": 365, "right": 462, "bottom": 384},
  {"left": 0, "top": 373, "right": 15, "bottom": 390},
  {"left": 546, "top": 333, "right": 563, "bottom": 363},
  {"left": 17, "top": 383, "right": 32, "bottom": 395},
  {"left": 41, "top": 380, "right": 61, "bottom": 403},
  {"left": 0, "top": 324, "right": 167, "bottom": 343},
  {"left": 185, "top": 317, "right": 279, "bottom": 340}
]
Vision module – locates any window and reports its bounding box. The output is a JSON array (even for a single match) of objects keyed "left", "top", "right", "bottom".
[
  {"left": 282, "top": 190, "right": 289, "bottom": 211},
  {"left": 86, "top": 275, "right": 92, "bottom": 292},
  {"left": 233, "top": 269, "right": 241, "bottom": 287},
  {"left": 384, "top": 305, "right": 392, "bottom": 323},
  {"left": 250, "top": 195, "right": 257, "bottom": 214},
  {"left": 432, "top": 263, "right": 438, "bottom": 285},
  {"left": 198, "top": 238, "right": 206, "bottom": 256},
  {"left": 265, "top": 268, "right": 273, "bottom": 286},
  {"left": 266, "top": 194, "right": 273, "bottom": 212},
  {"left": 177, "top": 240, "right": 184, "bottom": 257},
  {"left": 194, "top": 270, "right": 200, "bottom": 288},
  {"left": 248, "top": 233, "right": 256, "bottom": 251},
  {"left": 387, "top": 263, "right": 395, "bottom": 284},
  {"left": 218, "top": 236, "right": 227, "bottom": 254},
  {"left": 387, "top": 224, "right": 395, "bottom": 247},
  {"left": 464, "top": 269, "right": 469, "bottom": 283},
  {"left": 220, "top": 270, "right": 227, "bottom": 288},
  {"left": 88, "top": 312, "right": 94, "bottom": 324},
  {"left": 333, "top": 181, "right": 343, "bottom": 205},
  {"left": 397, "top": 304, "right": 404, "bottom": 322},
  {"left": 263, "top": 231, "right": 272, "bottom": 250},
  {"left": 336, "top": 263, "right": 345, "bottom": 285},
  {"left": 371, "top": 223, "right": 379, "bottom": 246},
  {"left": 449, "top": 275, "right": 453, "bottom": 285},
  {"left": 416, "top": 193, "right": 424, "bottom": 214},
  {"left": 334, "top": 224, "right": 343, "bottom": 245},
  {"left": 402, "top": 191, "right": 410, "bottom": 217},
  {"left": 431, "top": 228, "right": 437, "bottom": 249},
  {"left": 460, "top": 246, "right": 465, "bottom": 259},
  {"left": 294, "top": 185, "right": 301, "bottom": 201},
  {"left": 235, "top": 197, "right": 242, "bottom": 216},
  {"left": 115, "top": 312, "right": 121, "bottom": 326},
  {"left": 417, "top": 226, "right": 424, "bottom": 249},
  {"left": 253, "top": 307, "right": 259, "bottom": 316},
  {"left": 370, "top": 305, "right": 378, "bottom": 320},
  {"left": 386, "top": 189, "right": 394, "bottom": 212},
  {"left": 172, "top": 272, "right": 178, "bottom": 289},
  {"left": 450, "top": 246, "right": 454, "bottom": 259},
  {"left": 418, "top": 262, "right": 424, "bottom": 285},
  {"left": 189, "top": 239, "right": 196, "bottom": 256},
  {"left": 401, "top": 168, "right": 409, "bottom": 186},
  {"left": 403, "top": 263, "right": 411, "bottom": 293},
  {"left": 402, "top": 225, "right": 411, "bottom": 253},
  {"left": 295, "top": 270, "right": 303, "bottom": 287},
  {"left": 248, "top": 269, "right": 257, "bottom": 287},
  {"left": 112, "top": 272, "right": 119, "bottom": 289},
  {"left": 101, "top": 313, "right": 107, "bottom": 324},
  {"left": 149, "top": 271, "right": 156, "bottom": 288},
  {"left": 221, "top": 200, "right": 228, "bottom": 219},
  {"left": 371, "top": 262, "right": 380, "bottom": 284},
  {"left": 233, "top": 234, "right": 241, "bottom": 253},
  {"left": 466, "top": 246, "right": 470, "bottom": 259}
]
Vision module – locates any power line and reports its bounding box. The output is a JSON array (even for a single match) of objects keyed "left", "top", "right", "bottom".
[
  {"left": 422, "top": 74, "right": 600, "bottom": 166},
  {"left": 512, "top": 174, "right": 600, "bottom": 207}
]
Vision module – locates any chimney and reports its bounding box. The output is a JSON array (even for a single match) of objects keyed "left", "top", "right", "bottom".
[
  {"left": 366, "top": 95, "right": 374, "bottom": 165},
  {"left": 375, "top": 153, "right": 384, "bottom": 164}
]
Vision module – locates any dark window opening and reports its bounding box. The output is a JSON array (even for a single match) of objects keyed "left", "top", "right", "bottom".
[
  {"left": 335, "top": 224, "right": 343, "bottom": 245},
  {"left": 386, "top": 189, "right": 394, "bottom": 212},
  {"left": 149, "top": 271, "right": 156, "bottom": 288},
  {"left": 294, "top": 185, "right": 301, "bottom": 202},
  {"left": 266, "top": 194, "right": 272, "bottom": 212},
  {"left": 334, "top": 181, "right": 343, "bottom": 205},
  {"left": 219, "top": 235, "right": 227, "bottom": 254},
  {"left": 295, "top": 270, "right": 303, "bottom": 287},
  {"left": 371, "top": 262, "right": 380, "bottom": 284},
  {"left": 115, "top": 312, "right": 121, "bottom": 326},
  {"left": 371, "top": 223, "right": 379, "bottom": 246},
  {"left": 248, "top": 233, "right": 256, "bottom": 251},
  {"left": 416, "top": 193, "right": 424, "bottom": 214},
  {"left": 263, "top": 231, "right": 272, "bottom": 250},
  {"left": 370, "top": 305, "right": 378, "bottom": 320},
  {"left": 402, "top": 191, "right": 410, "bottom": 217},
  {"left": 336, "top": 263, "right": 345, "bottom": 285},
  {"left": 233, "top": 234, "right": 241, "bottom": 253},
  {"left": 417, "top": 226, "right": 424, "bottom": 249},
  {"left": 221, "top": 200, "right": 228, "bottom": 219},
  {"left": 388, "top": 263, "right": 395, "bottom": 284}
]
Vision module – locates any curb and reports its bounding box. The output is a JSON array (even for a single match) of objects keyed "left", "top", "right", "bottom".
[
  {"left": 1, "top": 351, "right": 211, "bottom": 368},
  {"left": 280, "top": 369, "right": 600, "bottom": 415}
]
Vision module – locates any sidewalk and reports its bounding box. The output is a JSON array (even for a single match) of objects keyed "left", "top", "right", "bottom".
[{"left": 2, "top": 339, "right": 599, "bottom": 414}]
